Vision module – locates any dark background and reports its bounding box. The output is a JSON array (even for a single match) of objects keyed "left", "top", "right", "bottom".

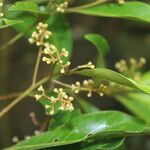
[{"left": 0, "top": 0, "right": 150, "bottom": 149}]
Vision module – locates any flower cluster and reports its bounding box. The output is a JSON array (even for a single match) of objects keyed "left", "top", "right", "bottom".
[
  {"left": 47, "top": 88, "right": 74, "bottom": 113},
  {"left": 0, "top": 2, "right": 4, "bottom": 17},
  {"left": 28, "top": 22, "right": 52, "bottom": 46},
  {"left": 35, "top": 86, "right": 74, "bottom": 115},
  {"left": 35, "top": 85, "right": 45, "bottom": 101},
  {"left": 98, "top": 83, "right": 108, "bottom": 97},
  {"left": 115, "top": 59, "right": 128, "bottom": 73},
  {"left": 56, "top": 1, "right": 69, "bottom": 13},
  {"left": 42, "top": 44, "right": 71, "bottom": 73},
  {"left": 117, "top": 0, "right": 125, "bottom": 4},
  {"left": 71, "top": 79, "right": 107, "bottom": 97},
  {"left": 77, "top": 62, "right": 95, "bottom": 70},
  {"left": 115, "top": 57, "right": 146, "bottom": 80},
  {"left": 29, "top": 22, "right": 70, "bottom": 74}
]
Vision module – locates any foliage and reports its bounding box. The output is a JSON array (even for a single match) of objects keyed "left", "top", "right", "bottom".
[{"left": 0, "top": 0, "right": 150, "bottom": 149}]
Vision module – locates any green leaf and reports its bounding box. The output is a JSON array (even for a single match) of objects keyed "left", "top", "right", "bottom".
[
  {"left": 73, "top": 68, "right": 150, "bottom": 95},
  {"left": 47, "top": 15, "right": 72, "bottom": 56},
  {"left": 80, "top": 138, "right": 125, "bottom": 150},
  {"left": 85, "top": 34, "right": 110, "bottom": 68},
  {"left": 12, "top": 14, "right": 36, "bottom": 37},
  {"left": 8, "top": 1, "right": 43, "bottom": 14},
  {"left": 139, "top": 71, "right": 150, "bottom": 84},
  {"left": 115, "top": 71, "right": 150, "bottom": 124},
  {"left": 68, "top": 2, "right": 150, "bottom": 23},
  {"left": 76, "top": 96, "right": 100, "bottom": 113},
  {"left": 41, "top": 138, "right": 125, "bottom": 150},
  {"left": 7, "top": 111, "right": 150, "bottom": 150},
  {"left": 49, "top": 109, "right": 81, "bottom": 130},
  {"left": 0, "top": 18, "right": 23, "bottom": 29},
  {"left": 116, "top": 93, "right": 150, "bottom": 124}
]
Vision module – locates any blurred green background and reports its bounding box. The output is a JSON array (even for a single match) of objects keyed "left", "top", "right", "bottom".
[{"left": 0, "top": 0, "right": 150, "bottom": 149}]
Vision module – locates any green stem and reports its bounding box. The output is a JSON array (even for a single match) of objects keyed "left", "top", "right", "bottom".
[
  {"left": 52, "top": 79, "right": 72, "bottom": 88},
  {"left": 32, "top": 47, "right": 43, "bottom": 85},
  {"left": 0, "top": 76, "right": 50, "bottom": 119}
]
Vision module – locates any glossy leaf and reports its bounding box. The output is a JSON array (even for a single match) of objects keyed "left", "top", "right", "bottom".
[
  {"left": 116, "top": 93, "right": 150, "bottom": 124},
  {"left": 68, "top": 2, "right": 150, "bottom": 23},
  {"left": 0, "top": 18, "right": 23, "bottom": 29},
  {"left": 76, "top": 96, "right": 99, "bottom": 113},
  {"left": 42, "top": 138, "right": 125, "bottom": 150},
  {"left": 12, "top": 14, "right": 36, "bottom": 37},
  {"left": 7, "top": 111, "right": 150, "bottom": 150},
  {"left": 74, "top": 68, "right": 150, "bottom": 95},
  {"left": 49, "top": 109, "right": 81, "bottom": 130},
  {"left": 139, "top": 71, "right": 150, "bottom": 84},
  {"left": 8, "top": 1, "right": 44, "bottom": 14},
  {"left": 85, "top": 34, "right": 110, "bottom": 68},
  {"left": 80, "top": 138, "right": 125, "bottom": 150},
  {"left": 115, "top": 71, "right": 150, "bottom": 124}
]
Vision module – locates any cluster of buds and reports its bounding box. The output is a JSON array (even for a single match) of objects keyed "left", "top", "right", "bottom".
[
  {"left": 98, "top": 83, "right": 108, "bottom": 97},
  {"left": 0, "top": 2, "right": 4, "bottom": 17},
  {"left": 29, "top": 22, "right": 70, "bottom": 74},
  {"left": 115, "top": 57, "right": 146, "bottom": 80},
  {"left": 12, "top": 136, "right": 19, "bottom": 143},
  {"left": 115, "top": 59, "right": 128, "bottom": 73},
  {"left": 77, "top": 62, "right": 95, "bottom": 70},
  {"left": 71, "top": 79, "right": 107, "bottom": 97},
  {"left": 42, "top": 43, "right": 71, "bottom": 73},
  {"left": 116, "top": 0, "right": 125, "bottom": 4},
  {"left": 71, "top": 79, "right": 94, "bottom": 97},
  {"left": 35, "top": 85, "right": 45, "bottom": 101},
  {"left": 45, "top": 88, "right": 74, "bottom": 115},
  {"left": 28, "top": 22, "right": 52, "bottom": 46},
  {"left": 56, "top": 1, "right": 69, "bottom": 13},
  {"left": 35, "top": 86, "right": 74, "bottom": 115}
]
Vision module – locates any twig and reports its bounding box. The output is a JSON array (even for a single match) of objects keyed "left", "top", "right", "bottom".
[
  {"left": 0, "top": 92, "right": 21, "bottom": 101},
  {"left": 32, "top": 47, "right": 43, "bottom": 85},
  {"left": 66, "top": 0, "right": 107, "bottom": 12},
  {"left": 0, "top": 76, "right": 50, "bottom": 119},
  {"left": 52, "top": 79, "right": 72, "bottom": 89},
  {"left": 0, "top": 32, "right": 24, "bottom": 52},
  {"left": 29, "top": 112, "right": 40, "bottom": 126},
  {"left": 39, "top": 116, "right": 50, "bottom": 132}
]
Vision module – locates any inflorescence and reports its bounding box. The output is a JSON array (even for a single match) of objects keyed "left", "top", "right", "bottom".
[
  {"left": 115, "top": 57, "right": 146, "bottom": 81},
  {"left": 42, "top": 44, "right": 71, "bottom": 74},
  {"left": 35, "top": 86, "right": 74, "bottom": 115},
  {"left": 77, "top": 62, "right": 95, "bottom": 70},
  {"left": 0, "top": 2, "right": 4, "bottom": 17},
  {"left": 30, "top": 22, "right": 96, "bottom": 115},
  {"left": 29, "top": 22, "right": 96, "bottom": 74},
  {"left": 29, "top": 22, "right": 71, "bottom": 74},
  {"left": 117, "top": 0, "right": 125, "bottom": 4},
  {"left": 71, "top": 79, "right": 108, "bottom": 97},
  {"left": 28, "top": 23, "right": 52, "bottom": 46},
  {"left": 56, "top": 0, "right": 69, "bottom": 13}
]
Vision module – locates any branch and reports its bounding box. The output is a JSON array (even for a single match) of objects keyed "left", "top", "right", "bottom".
[
  {"left": 0, "top": 76, "right": 50, "bottom": 119},
  {"left": 0, "top": 92, "right": 21, "bottom": 101},
  {"left": 32, "top": 47, "right": 43, "bottom": 85},
  {"left": 52, "top": 79, "right": 72, "bottom": 89},
  {"left": 0, "top": 33, "right": 24, "bottom": 52},
  {"left": 66, "top": 0, "right": 107, "bottom": 12}
]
